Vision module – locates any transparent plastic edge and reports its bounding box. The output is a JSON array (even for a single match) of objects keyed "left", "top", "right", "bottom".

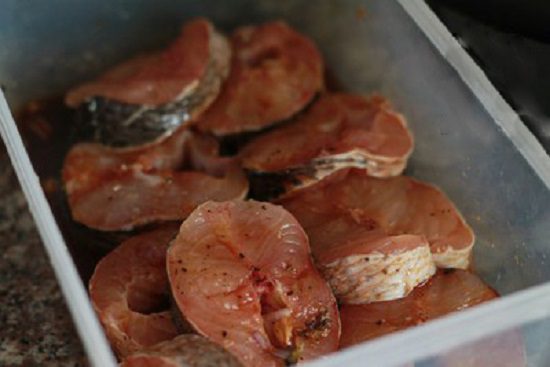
[
  {"left": 305, "top": 280, "right": 550, "bottom": 367},
  {"left": 0, "top": 92, "right": 117, "bottom": 367},
  {"left": 397, "top": 0, "right": 550, "bottom": 190},
  {"left": 2, "top": 2, "right": 549, "bottom": 366},
  {"left": 305, "top": 1, "right": 550, "bottom": 365}
]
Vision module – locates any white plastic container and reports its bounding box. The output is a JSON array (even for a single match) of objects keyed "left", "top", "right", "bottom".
[{"left": 1, "top": 1, "right": 550, "bottom": 366}]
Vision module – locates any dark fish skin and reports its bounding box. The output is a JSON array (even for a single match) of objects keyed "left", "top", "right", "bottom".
[
  {"left": 77, "top": 60, "right": 224, "bottom": 148},
  {"left": 76, "top": 96, "right": 191, "bottom": 148},
  {"left": 77, "top": 51, "right": 229, "bottom": 148},
  {"left": 247, "top": 158, "right": 358, "bottom": 201},
  {"left": 121, "top": 334, "right": 243, "bottom": 367},
  {"left": 247, "top": 167, "right": 316, "bottom": 201},
  {"left": 71, "top": 20, "right": 231, "bottom": 148}
]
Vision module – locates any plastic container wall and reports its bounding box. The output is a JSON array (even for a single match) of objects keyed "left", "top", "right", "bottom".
[{"left": 1, "top": 0, "right": 549, "bottom": 366}]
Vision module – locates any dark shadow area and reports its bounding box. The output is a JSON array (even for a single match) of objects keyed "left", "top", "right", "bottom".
[{"left": 428, "top": 0, "right": 550, "bottom": 153}]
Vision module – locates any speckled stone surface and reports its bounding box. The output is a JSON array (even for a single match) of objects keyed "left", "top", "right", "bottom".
[{"left": 0, "top": 152, "right": 88, "bottom": 366}]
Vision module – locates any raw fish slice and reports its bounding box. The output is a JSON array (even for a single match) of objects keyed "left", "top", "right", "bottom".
[
  {"left": 121, "top": 335, "right": 242, "bottom": 367},
  {"left": 167, "top": 200, "right": 340, "bottom": 367},
  {"left": 339, "top": 269, "right": 497, "bottom": 348},
  {"left": 63, "top": 129, "right": 248, "bottom": 231},
  {"left": 196, "top": 21, "right": 323, "bottom": 136},
  {"left": 334, "top": 171, "right": 475, "bottom": 268},
  {"left": 282, "top": 169, "right": 474, "bottom": 269},
  {"left": 66, "top": 19, "right": 231, "bottom": 147},
  {"left": 186, "top": 132, "right": 238, "bottom": 177},
  {"left": 241, "top": 94, "right": 413, "bottom": 199},
  {"left": 319, "top": 227, "right": 435, "bottom": 304},
  {"left": 282, "top": 193, "right": 435, "bottom": 304},
  {"left": 89, "top": 226, "right": 179, "bottom": 358}
]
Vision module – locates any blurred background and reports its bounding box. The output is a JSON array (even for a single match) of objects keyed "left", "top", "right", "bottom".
[{"left": 428, "top": 0, "right": 550, "bottom": 152}]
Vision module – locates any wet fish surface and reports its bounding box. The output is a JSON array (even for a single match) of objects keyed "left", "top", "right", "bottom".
[
  {"left": 167, "top": 200, "right": 340, "bottom": 366},
  {"left": 242, "top": 94, "right": 413, "bottom": 199},
  {"left": 66, "top": 19, "right": 231, "bottom": 147},
  {"left": 89, "top": 226, "right": 180, "bottom": 358},
  {"left": 339, "top": 269, "right": 498, "bottom": 348},
  {"left": 196, "top": 21, "right": 323, "bottom": 136},
  {"left": 281, "top": 169, "right": 475, "bottom": 270},
  {"left": 62, "top": 129, "right": 248, "bottom": 231}
]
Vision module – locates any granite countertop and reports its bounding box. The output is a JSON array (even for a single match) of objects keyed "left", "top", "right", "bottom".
[{"left": 0, "top": 153, "right": 88, "bottom": 366}]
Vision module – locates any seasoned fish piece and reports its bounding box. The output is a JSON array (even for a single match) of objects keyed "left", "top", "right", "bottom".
[
  {"left": 319, "top": 229, "right": 435, "bottom": 304},
  {"left": 282, "top": 191, "right": 435, "bottom": 304},
  {"left": 62, "top": 129, "right": 248, "bottom": 231},
  {"left": 121, "top": 335, "right": 243, "bottom": 367},
  {"left": 66, "top": 18, "right": 231, "bottom": 147},
  {"left": 167, "top": 201, "right": 340, "bottom": 367},
  {"left": 282, "top": 169, "right": 474, "bottom": 269},
  {"left": 196, "top": 21, "right": 323, "bottom": 136},
  {"left": 343, "top": 171, "right": 474, "bottom": 269},
  {"left": 339, "top": 269, "right": 498, "bottom": 348},
  {"left": 241, "top": 94, "right": 413, "bottom": 199},
  {"left": 185, "top": 132, "right": 238, "bottom": 177},
  {"left": 89, "top": 226, "right": 179, "bottom": 358}
]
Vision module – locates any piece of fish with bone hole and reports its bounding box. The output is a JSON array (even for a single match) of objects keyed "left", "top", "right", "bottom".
[
  {"left": 281, "top": 186, "right": 435, "bottom": 304},
  {"left": 339, "top": 269, "right": 498, "bottom": 348},
  {"left": 62, "top": 129, "right": 248, "bottom": 231},
  {"left": 121, "top": 335, "right": 243, "bottom": 367},
  {"left": 282, "top": 169, "right": 474, "bottom": 270},
  {"left": 167, "top": 200, "right": 340, "bottom": 367},
  {"left": 195, "top": 21, "right": 323, "bottom": 136},
  {"left": 240, "top": 94, "right": 413, "bottom": 200},
  {"left": 65, "top": 18, "right": 231, "bottom": 148},
  {"left": 89, "top": 226, "right": 179, "bottom": 358}
]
